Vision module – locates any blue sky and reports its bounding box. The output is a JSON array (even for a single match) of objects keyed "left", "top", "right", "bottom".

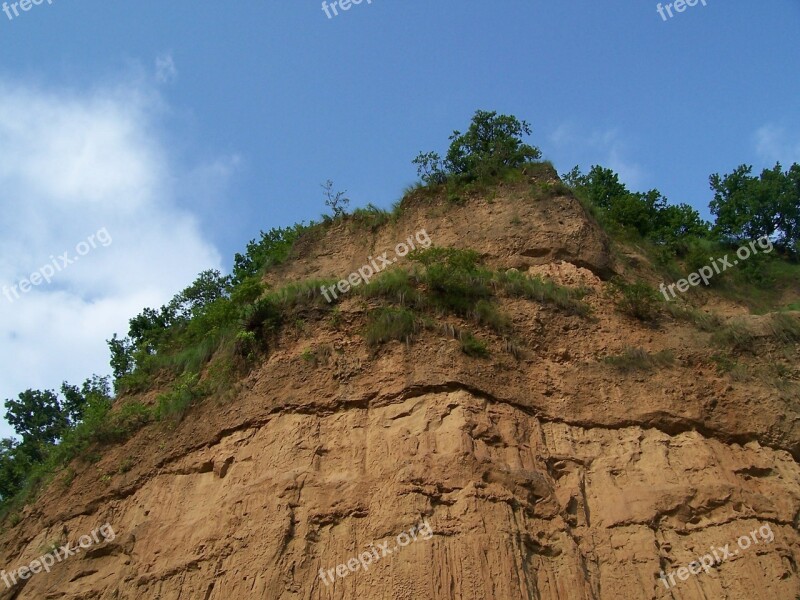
[{"left": 0, "top": 0, "right": 798, "bottom": 437}]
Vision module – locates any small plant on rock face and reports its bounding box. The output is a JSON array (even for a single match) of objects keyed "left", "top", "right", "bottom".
[
  {"left": 461, "top": 333, "right": 489, "bottom": 358},
  {"left": 611, "top": 279, "right": 660, "bottom": 321},
  {"left": 365, "top": 306, "right": 419, "bottom": 346},
  {"left": 118, "top": 457, "right": 134, "bottom": 474}
]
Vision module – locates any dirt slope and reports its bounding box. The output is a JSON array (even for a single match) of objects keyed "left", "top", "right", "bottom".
[{"left": 1, "top": 175, "right": 798, "bottom": 600}]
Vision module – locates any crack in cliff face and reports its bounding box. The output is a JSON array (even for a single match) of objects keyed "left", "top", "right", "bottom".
[{"left": 378, "top": 381, "right": 800, "bottom": 463}]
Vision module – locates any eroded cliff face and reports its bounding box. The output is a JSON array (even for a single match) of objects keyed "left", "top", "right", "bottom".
[{"left": 1, "top": 180, "right": 798, "bottom": 600}]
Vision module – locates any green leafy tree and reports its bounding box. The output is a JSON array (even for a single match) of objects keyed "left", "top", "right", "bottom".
[
  {"left": 564, "top": 165, "right": 708, "bottom": 247},
  {"left": 108, "top": 333, "right": 135, "bottom": 380},
  {"left": 414, "top": 110, "right": 542, "bottom": 184},
  {"left": 60, "top": 376, "right": 112, "bottom": 426},
  {"left": 232, "top": 225, "right": 306, "bottom": 284},
  {"left": 0, "top": 438, "right": 32, "bottom": 500},
  {"left": 412, "top": 151, "right": 447, "bottom": 185},
  {"left": 710, "top": 162, "right": 800, "bottom": 254},
  {"left": 563, "top": 165, "right": 628, "bottom": 211},
  {"left": 168, "top": 269, "right": 231, "bottom": 320},
  {"left": 4, "top": 389, "right": 68, "bottom": 462}
]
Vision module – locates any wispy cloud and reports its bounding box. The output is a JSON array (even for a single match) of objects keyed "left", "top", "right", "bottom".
[
  {"left": 547, "top": 123, "right": 645, "bottom": 189},
  {"left": 155, "top": 53, "right": 177, "bottom": 84},
  {"left": 754, "top": 124, "right": 800, "bottom": 165},
  {"left": 0, "top": 74, "right": 232, "bottom": 438}
]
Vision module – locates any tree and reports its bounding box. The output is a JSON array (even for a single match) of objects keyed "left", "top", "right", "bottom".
[
  {"left": 108, "top": 334, "right": 135, "bottom": 380},
  {"left": 321, "top": 180, "right": 350, "bottom": 218},
  {"left": 710, "top": 162, "right": 800, "bottom": 254},
  {"left": 413, "top": 110, "right": 542, "bottom": 184},
  {"left": 0, "top": 438, "right": 32, "bottom": 500},
  {"left": 412, "top": 151, "right": 447, "bottom": 185},
  {"left": 4, "top": 389, "right": 68, "bottom": 461},
  {"left": 60, "top": 376, "right": 112, "bottom": 426},
  {"left": 168, "top": 269, "right": 231, "bottom": 320},
  {"left": 563, "top": 165, "right": 708, "bottom": 247},
  {"left": 563, "top": 165, "right": 629, "bottom": 211},
  {"left": 445, "top": 110, "right": 541, "bottom": 180}
]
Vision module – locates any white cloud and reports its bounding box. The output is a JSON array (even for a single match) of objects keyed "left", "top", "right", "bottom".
[
  {"left": 0, "top": 76, "right": 230, "bottom": 438},
  {"left": 755, "top": 125, "right": 800, "bottom": 165},
  {"left": 155, "top": 53, "right": 177, "bottom": 84},
  {"left": 547, "top": 123, "right": 645, "bottom": 189}
]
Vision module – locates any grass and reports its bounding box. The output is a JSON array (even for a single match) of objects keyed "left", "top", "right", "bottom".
[
  {"left": 269, "top": 278, "right": 338, "bottom": 309},
  {"left": 348, "top": 204, "right": 391, "bottom": 232},
  {"left": 498, "top": 270, "right": 591, "bottom": 317},
  {"left": 365, "top": 306, "right": 419, "bottom": 346},
  {"left": 611, "top": 279, "right": 660, "bottom": 321},
  {"left": 358, "top": 268, "right": 418, "bottom": 305},
  {"left": 769, "top": 312, "right": 800, "bottom": 344},
  {"left": 356, "top": 248, "right": 591, "bottom": 349},
  {"left": 461, "top": 333, "right": 490, "bottom": 358},
  {"left": 470, "top": 299, "right": 512, "bottom": 334},
  {"left": 154, "top": 373, "right": 203, "bottom": 426},
  {"left": 711, "top": 320, "right": 756, "bottom": 352},
  {"left": 663, "top": 303, "right": 722, "bottom": 332},
  {"left": 603, "top": 347, "right": 675, "bottom": 372}
]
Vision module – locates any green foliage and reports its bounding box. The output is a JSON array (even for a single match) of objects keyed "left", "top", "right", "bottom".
[
  {"left": 498, "top": 270, "right": 591, "bottom": 317},
  {"left": 0, "top": 439, "right": 33, "bottom": 501},
  {"left": 241, "top": 297, "right": 283, "bottom": 337},
  {"left": 155, "top": 374, "right": 202, "bottom": 425},
  {"left": 612, "top": 280, "right": 660, "bottom": 321},
  {"left": 470, "top": 299, "right": 512, "bottom": 334},
  {"left": 4, "top": 390, "right": 68, "bottom": 462},
  {"left": 0, "top": 378, "right": 117, "bottom": 506},
  {"left": 411, "top": 248, "right": 494, "bottom": 316},
  {"left": 358, "top": 268, "right": 418, "bottom": 305},
  {"left": 365, "top": 306, "right": 419, "bottom": 346},
  {"left": 460, "top": 333, "right": 490, "bottom": 358},
  {"left": 711, "top": 320, "right": 755, "bottom": 352},
  {"left": 232, "top": 224, "right": 307, "bottom": 284},
  {"left": 321, "top": 179, "right": 350, "bottom": 218},
  {"left": 412, "top": 151, "right": 447, "bottom": 185},
  {"left": 710, "top": 163, "right": 799, "bottom": 255},
  {"left": 94, "top": 400, "right": 152, "bottom": 443},
  {"left": 603, "top": 347, "right": 675, "bottom": 372},
  {"left": 769, "top": 312, "right": 800, "bottom": 344},
  {"left": 563, "top": 165, "right": 709, "bottom": 247},
  {"left": 349, "top": 204, "right": 390, "bottom": 231},
  {"left": 414, "top": 110, "right": 542, "bottom": 186},
  {"left": 269, "top": 279, "right": 337, "bottom": 309}
]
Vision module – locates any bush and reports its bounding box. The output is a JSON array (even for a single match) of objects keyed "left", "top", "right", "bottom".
[
  {"left": 241, "top": 297, "right": 283, "bottom": 336},
  {"left": 413, "top": 110, "right": 542, "bottom": 185},
  {"left": 460, "top": 333, "right": 489, "bottom": 358},
  {"left": 612, "top": 280, "right": 660, "bottom": 321},
  {"left": 155, "top": 374, "right": 202, "bottom": 425},
  {"left": 94, "top": 401, "right": 153, "bottom": 444}
]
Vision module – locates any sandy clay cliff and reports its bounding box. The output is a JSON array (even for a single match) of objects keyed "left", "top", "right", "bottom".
[{"left": 1, "top": 169, "right": 799, "bottom": 600}]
